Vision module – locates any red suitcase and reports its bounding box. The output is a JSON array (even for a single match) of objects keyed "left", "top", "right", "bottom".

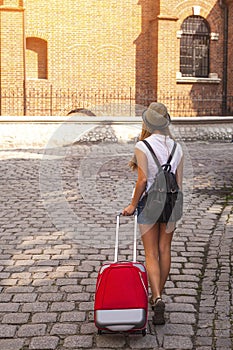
[{"left": 94, "top": 214, "right": 148, "bottom": 335}]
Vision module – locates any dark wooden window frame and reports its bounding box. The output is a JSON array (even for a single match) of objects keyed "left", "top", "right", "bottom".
[{"left": 180, "top": 16, "right": 210, "bottom": 78}]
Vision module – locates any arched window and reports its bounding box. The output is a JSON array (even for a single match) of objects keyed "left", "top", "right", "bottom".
[
  {"left": 26, "top": 37, "right": 48, "bottom": 79},
  {"left": 180, "top": 16, "right": 210, "bottom": 77}
]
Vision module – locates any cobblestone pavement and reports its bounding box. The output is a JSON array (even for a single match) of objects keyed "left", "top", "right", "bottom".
[{"left": 0, "top": 138, "right": 232, "bottom": 350}]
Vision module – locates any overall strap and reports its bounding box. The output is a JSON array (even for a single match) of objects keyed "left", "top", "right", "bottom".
[{"left": 142, "top": 139, "right": 177, "bottom": 168}]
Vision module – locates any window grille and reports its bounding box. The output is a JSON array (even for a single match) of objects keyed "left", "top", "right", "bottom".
[{"left": 180, "top": 16, "right": 210, "bottom": 77}]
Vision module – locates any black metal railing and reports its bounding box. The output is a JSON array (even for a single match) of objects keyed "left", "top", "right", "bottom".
[{"left": 0, "top": 87, "right": 233, "bottom": 117}]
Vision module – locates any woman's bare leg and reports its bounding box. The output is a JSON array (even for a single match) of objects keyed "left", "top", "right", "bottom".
[
  {"left": 158, "top": 223, "right": 174, "bottom": 294},
  {"left": 140, "top": 223, "right": 161, "bottom": 300},
  {"left": 140, "top": 223, "right": 174, "bottom": 299}
]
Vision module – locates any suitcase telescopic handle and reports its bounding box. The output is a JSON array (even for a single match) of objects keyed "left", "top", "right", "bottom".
[{"left": 114, "top": 212, "right": 138, "bottom": 263}]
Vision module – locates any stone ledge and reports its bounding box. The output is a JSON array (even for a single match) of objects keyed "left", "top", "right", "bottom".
[
  {"left": 0, "top": 116, "right": 233, "bottom": 124},
  {"left": 0, "top": 122, "right": 232, "bottom": 149}
]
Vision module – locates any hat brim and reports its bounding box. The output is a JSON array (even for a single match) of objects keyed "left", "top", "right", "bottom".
[{"left": 142, "top": 110, "right": 170, "bottom": 131}]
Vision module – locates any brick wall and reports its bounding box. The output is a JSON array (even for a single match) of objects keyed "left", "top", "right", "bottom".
[
  {"left": 0, "top": 3, "right": 24, "bottom": 89},
  {"left": 0, "top": 0, "right": 232, "bottom": 116},
  {"left": 0, "top": 2, "right": 25, "bottom": 115},
  {"left": 24, "top": 0, "right": 141, "bottom": 92}
]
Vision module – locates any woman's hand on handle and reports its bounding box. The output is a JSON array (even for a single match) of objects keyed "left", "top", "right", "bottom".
[{"left": 122, "top": 204, "right": 136, "bottom": 216}]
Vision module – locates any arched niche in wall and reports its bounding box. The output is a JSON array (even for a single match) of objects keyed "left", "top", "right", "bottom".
[{"left": 26, "top": 37, "right": 48, "bottom": 79}]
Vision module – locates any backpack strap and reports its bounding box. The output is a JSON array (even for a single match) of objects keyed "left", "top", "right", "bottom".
[
  {"left": 167, "top": 142, "right": 177, "bottom": 164},
  {"left": 142, "top": 140, "right": 177, "bottom": 170},
  {"left": 142, "top": 140, "right": 161, "bottom": 169}
]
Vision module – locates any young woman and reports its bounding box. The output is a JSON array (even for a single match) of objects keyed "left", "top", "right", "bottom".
[{"left": 122, "top": 102, "right": 183, "bottom": 325}]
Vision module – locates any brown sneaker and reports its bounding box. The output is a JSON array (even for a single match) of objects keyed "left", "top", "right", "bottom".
[{"left": 151, "top": 297, "right": 165, "bottom": 325}]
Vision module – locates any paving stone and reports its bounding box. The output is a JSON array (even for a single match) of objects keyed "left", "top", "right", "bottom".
[
  {"left": 2, "top": 312, "right": 30, "bottom": 324},
  {"left": 80, "top": 322, "right": 97, "bottom": 334},
  {"left": 196, "top": 328, "right": 213, "bottom": 337},
  {"left": 22, "top": 302, "right": 48, "bottom": 312},
  {"left": 0, "top": 339, "right": 25, "bottom": 350},
  {"left": 5, "top": 286, "right": 34, "bottom": 293},
  {"left": 78, "top": 301, "right": 94, "bottom": 311},
  {"left": 169, "top": 312, "right": 196, "bottom": 324},
  {"left": 37, "top": 286, "right": 59, "bottom": 293},
  {"left": 196, "top": 336, "right": 213, "bottom": 346},
  {"left": 0, "top": 302, "right": 20, "bottom": 312},
  {"left": 56, "top": 278, "right": 78, "bottom": 285},
  {"left": 215, "top": 328, "right": 231, "bottom": 337},
  {"left": 32, "top": 312, "right": 58, "bottom": 323},
  {"left": 60, "top": 285, "right": 83, "bottom": 293},
  {"left": 174, "top": 296, "right": 197, "bottom": 304},
  {"left": 63, "top": 335, "right": 93, "bottom": 348},
  {"left": 215, "top": 337, "right": 232, "bottom": 347},
  {"left": 39, "top": 293, "right": 64, "bottom": 302},
  {"left": 0, "top": 325, "right": 17, "bottom": 338},
  {"left": 66, "top": 292, "right": 91, "bottom": 301},
  {"left": 17, "top": 324, "right": 47, "bottom": 337},
  {"left": 60, "top": 311, "right": 86, "bottom": 322},
  {"left": 129, "top": 334, "right": 158, "bottom": 348},
  {"left": 0, "top": 294, "right": 12, "bottom": 302},
  {"left": 50, "top": 323, "right": 77, "bottom": 335},
  {"left": 50, "top": 301, "right": 75, "bottom": 312},
  {"left": 166, "top": 303, "right": 196, "bottom": 312},
  {"left": 166, "top": 288, "right": 198, "bottom": 296},
  {"left": 96, "top": 334, "right": 125, "bottom": 348},
  {"left": 12, "top": 293, "right": 37, "bottom": 302},
  {"left": 171, "top": 275, "right": 199, "bottom": 282},
  {"left": 29, "top": 336, "right": 59, "bottom": 349},
  {"left": 163, "top": 335, "right": 193, "bottom": 349}
]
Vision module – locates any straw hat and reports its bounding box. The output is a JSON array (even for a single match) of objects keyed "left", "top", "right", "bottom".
[{"left": 142, "top": 102, "right": 171, "bottom": 132}]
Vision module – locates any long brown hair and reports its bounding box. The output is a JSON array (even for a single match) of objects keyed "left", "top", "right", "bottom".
[
  {"left": 128, "top": 124, "right": 151, "bottom": 171},
  {"left": 128, "top": 123, "right": 174, "bottom": 171}
]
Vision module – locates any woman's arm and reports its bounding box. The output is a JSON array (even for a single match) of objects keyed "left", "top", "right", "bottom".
[
  {"left": 176, "top": 155, "right": 184, "bottom": 190},
  {"left": 122, "top": 148, "right": 147, "bottom": 216}
]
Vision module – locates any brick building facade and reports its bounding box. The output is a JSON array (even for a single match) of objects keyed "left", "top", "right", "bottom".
[{"left": 0, "top": 0, "right": 232, "bottom": 116}]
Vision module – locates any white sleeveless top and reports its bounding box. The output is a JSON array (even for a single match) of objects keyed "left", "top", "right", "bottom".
[{"left": 135, "top": 134, "right": 183, "bottom": 192}]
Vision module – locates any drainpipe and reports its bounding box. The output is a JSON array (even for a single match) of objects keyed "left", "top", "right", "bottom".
[
  {"left": 219, "top": 0, "right": 228, "bottom": 116},
  {"left": 0, "top": 9, "right": 2, "bottom": 116},
  {"left": 23, "top": 1, "right": 27, "bottom": 116}
]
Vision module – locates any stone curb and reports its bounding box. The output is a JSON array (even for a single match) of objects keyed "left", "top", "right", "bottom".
[{"left": 0, "top": 119, "right": 233, "bottom": 149}]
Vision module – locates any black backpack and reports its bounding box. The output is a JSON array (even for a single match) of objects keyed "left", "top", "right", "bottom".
[{"left": 141, "top": 140, "right": 183, "bottom": 223}]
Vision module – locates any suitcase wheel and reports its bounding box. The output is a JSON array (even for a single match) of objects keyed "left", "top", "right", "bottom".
[
  {"left": 142, "top": 328, "right": 147, "bottom": 336},
  {"left": 97, "top": 329, "right": 103, "bottom": 335}
]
